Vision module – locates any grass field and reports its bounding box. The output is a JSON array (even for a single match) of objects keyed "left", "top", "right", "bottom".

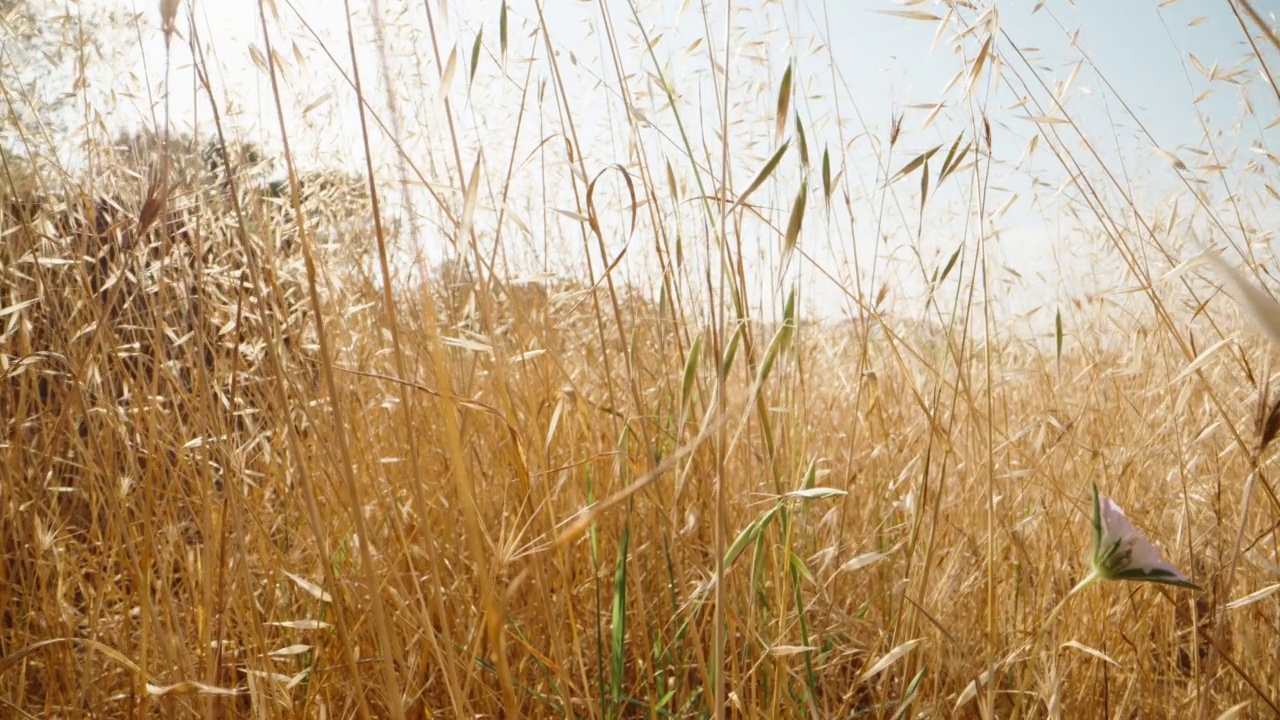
[{"left": 3, "top": 1, "right": 1280, "bottom": 717}]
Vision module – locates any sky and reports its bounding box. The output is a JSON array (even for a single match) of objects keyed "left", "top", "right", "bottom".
[{"left": 6, "top": 0, "right": 1279, "bottom": 332}]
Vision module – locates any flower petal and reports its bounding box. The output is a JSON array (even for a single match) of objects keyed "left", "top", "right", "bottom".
[{"left": 1097, "top": 493, "right": 1139, "bottom": 545}]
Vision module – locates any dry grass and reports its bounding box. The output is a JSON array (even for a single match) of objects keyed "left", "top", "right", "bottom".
[{"left": 3, "top": 0, "right": 1280, "bottom": 718}]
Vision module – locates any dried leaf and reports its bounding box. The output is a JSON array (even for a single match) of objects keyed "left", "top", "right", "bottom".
[
  {"left": 875, "top": 9, "right": 941, "bottom": 21},
  {"left": 775, "top": 62, "right": 792, "bottom": 142},
  {"left": 469, "top": 30, "right": 483, "bottom": 86},
  {"left": 782, "top": 179, "right": 807, "bottom": 265},
  {"left": 821, "top": 147, "right": 832, "bottom": 202},
  {"left": 729, "top": 141, "right": 790, "bottom": 215},
  {"left": 267, "top": 620, "right": 332, "bottom": 630},
  {"left": 283, "top": 571, "right": 332, "bottom": 603},
  {"left": 859, "top": 639, "right": 922, "bottom": 682},
  {"left": 966, "top": 36, "right": 992, "bottom": 96},
  {"left": 147, "top": 681, "right": 241, "bottom": 696},
  {"left": 783, "top": 487, "right": 844, "bottom": 500},
  {"left": 1061, "top": 640, "right": 1120, "bottom": 666},
  {"left": 888, "top": 145, "right": 941, "bottom": 185},
  {"left": 301, "top": 93, "right": 332, "bottom": 115},
  {"left": 794, "top": 112, "right": 808, "bottom": 166},
  {"left": 249, "top": 45, "right": 268, "bottom": 72},
  {"left": 438, "top": 46, "right": 458, "bottom": 104},
  {"left": 499, "top": 2, "right": 508, "bottom": 58},
  {"left": 1213, "top": 696, "right": 1254, "bottom": 712},
  {"left": 1156, "top": 147, "right": 1188, "bottom": 171},
  {"left": 768, "top": 645, "right": 816, "bottom": 656},
  {"left": 1215, "top": 701, "right": 1251, "bottom": 720},
  {"left": 439, "top": 335, "right": 494, "bottom": 354},
  {"left": 1223, "top": 582, "right": 1280, "bottom": 610},
  {"left": 551, "top": 208, "right": 590, "bottom": 223},
  {"left": 840, "top": 551, "right": 887, "bottom": 572},
  {"left": 0, "top": 298, "right": 38, "bottom": 319}
]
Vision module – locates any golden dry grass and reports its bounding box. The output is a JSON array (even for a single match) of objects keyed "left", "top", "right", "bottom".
[{"left": 3, "top": 1, "right": 1280, "bottom": 718}]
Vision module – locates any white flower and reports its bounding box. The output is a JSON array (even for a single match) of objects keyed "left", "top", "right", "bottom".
[
  {"left": 1045, "top": 484, "right": 1201, "bottom": 627},
  {"left": 1089, "top": 483, "right": 1199, "bottom": 590}
]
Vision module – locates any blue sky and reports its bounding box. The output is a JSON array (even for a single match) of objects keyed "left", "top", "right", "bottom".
[
  {"left": 20, "top": 0, "right": 1280, "bottom": 327},
  {"left": 521, "top": 0, "right": 1278, "bottom": 325}
]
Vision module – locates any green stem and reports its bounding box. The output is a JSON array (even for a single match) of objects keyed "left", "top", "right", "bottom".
[{"left": 1042, "top": 570, "right": 1098, "bottom": 629}]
